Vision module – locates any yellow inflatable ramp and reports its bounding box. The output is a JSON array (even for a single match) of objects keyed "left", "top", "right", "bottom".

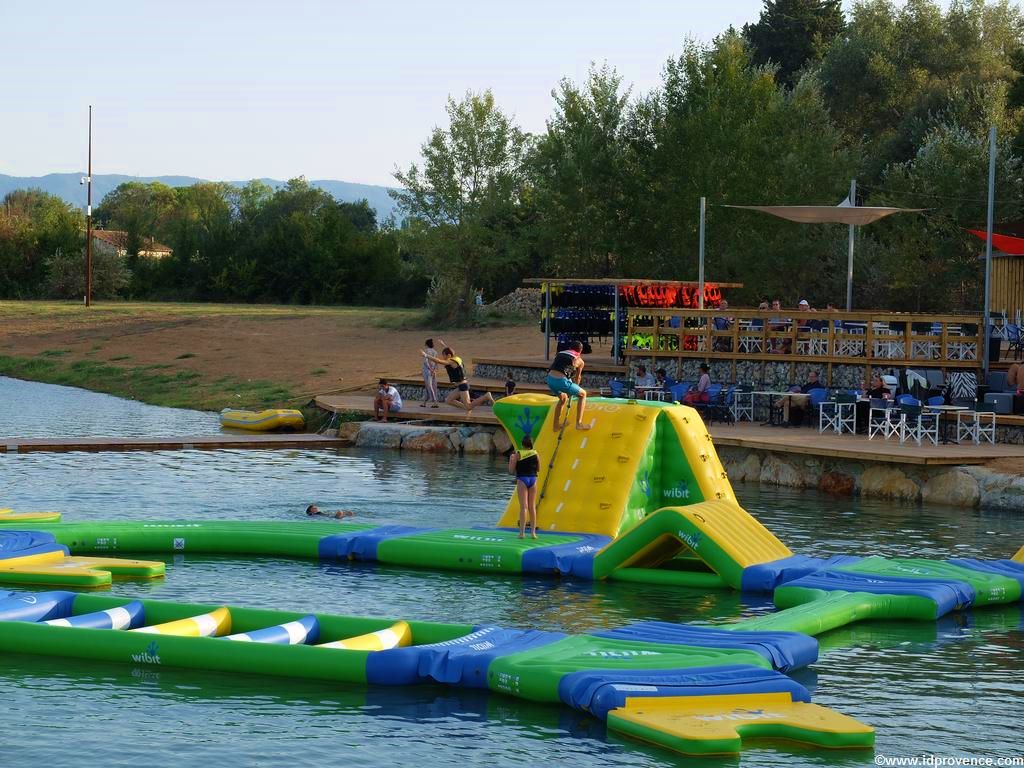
[
  {"left": 132, "top": 607, "right": 231, "bottom": 637},
  {"left": 1013, "top": 544, "right": 1024, "bottom": 563},
  {"left": 0, "top": 509, "right": 62, "bottom": 524},
  {"left": 494, "top": 395, "right": 742, "bottom": 538},
  {"left": 607, "top": 692, "right": 874, "bottom": 755},
  {"left": 0, "top": 553, "right": 166, "bottom": 588},
  {"left": 497, "top": 396, "right": 662, "bottom": 537},
  {"left": 317, "top": 620, "right": 412, "bottom": 650}
]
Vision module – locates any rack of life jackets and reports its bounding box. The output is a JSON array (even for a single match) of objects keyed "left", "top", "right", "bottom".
[{"left": 540, "top": 282, "right": 726, "bottom": 357}]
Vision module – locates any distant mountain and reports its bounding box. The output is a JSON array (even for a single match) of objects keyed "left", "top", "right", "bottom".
[{"left": 0, "top": 172, "right": 401, "bottom": 222}]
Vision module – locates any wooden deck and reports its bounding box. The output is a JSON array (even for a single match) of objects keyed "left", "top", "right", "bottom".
[
  {"left": 387, "top": 375, "right": 549, "bottom": 395},
  {"left": 708, "top": 423, "right": 1024, "bottom": 466},
  {"left": 315, "top": 395, "right": 1022, "bottom": 466},
  {"left": 3, "top": 433, "right": 346, "bottom": 454},
  {"left": 473, "top": 355, "right": 628, "bottom": 375},
  {"left": 316, "top": 394, "right": 501, "bottom": 425}
]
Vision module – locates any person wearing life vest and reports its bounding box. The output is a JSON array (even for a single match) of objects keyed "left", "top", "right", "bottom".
[
  {"left": 425, "top": 345, "right": 495, "bottom": 414},
  {"left": 508, "top": 435, "right": 540, "bottom": 539},
  {"left": 546, "top": 340, "right": 592, "bottom": 431}
]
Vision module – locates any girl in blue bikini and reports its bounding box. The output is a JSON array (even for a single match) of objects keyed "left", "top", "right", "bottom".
[{"left": 509, "top": 435, "right": 540, "bottom": 539}]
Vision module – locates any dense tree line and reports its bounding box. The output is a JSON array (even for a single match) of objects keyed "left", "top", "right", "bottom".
[
  {"left": 2, "top": 0, "right": 1023, "bottom": 317},
  {"left": 396, "top": 0, "right": 1024, "bottom": 318},
  {"left": 0, "top": 179, "right": 422, "bottom": 304}
]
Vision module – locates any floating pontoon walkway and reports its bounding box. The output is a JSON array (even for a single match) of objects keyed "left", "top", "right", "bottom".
[{"left": 2, "top": 433, "right": 346, "bottom": 454}]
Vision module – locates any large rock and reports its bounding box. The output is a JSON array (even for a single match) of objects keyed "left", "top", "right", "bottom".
[
  {"left": 492, "top": 428, "right": 513, "bottom": 454},
  {"left": 859, "top": 466, "right": 920, "bottom": 501},
  {"left": 355, "top": 423, "right": 403, "bottom": 449},
  {"left": 402, "top": 428, "right": 459, "bottom": 453},
  {"left": 463, "top": 431, "right": 494, "bottom": 454},
  {"left": 921, "top": 470, "right": 980, "bottom": 508},
  {"left": 759, "top": 453, "right": 806, "bottom": 488},
  {"left": 727, "top": 452, "right": 762, "bottom": 483},
  {"left": 819, "top": 470, "right": 855, "bottom": 496},
  {"left": 336, "top": 421, "right": 362, "bottom": 445}
]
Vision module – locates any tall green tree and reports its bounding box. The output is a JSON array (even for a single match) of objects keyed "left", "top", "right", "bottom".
[
  {"left": 391, "top": 90, "right": 530, "bottom": 320},
  {"left": 627, "top": 33, "right": 857, "bottom": 303},
  {"left": 744, "top": 0, "right": 846, "bottom": 86},
  {"left": 0, "top": 189, "right": 82, "bottom": 298},
  {"left": 531, "top": 64, "right": 631, "bottom": 277},
  {"left": 819, "top": 0, "right": 1024, "bottom": 174}
]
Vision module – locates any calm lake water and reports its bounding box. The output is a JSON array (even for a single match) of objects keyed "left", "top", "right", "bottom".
[{"left": 1, "top": 379, "right": 1022, "bottom": 767}]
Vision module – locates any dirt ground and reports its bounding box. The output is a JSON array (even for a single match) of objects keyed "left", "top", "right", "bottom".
[{"left": 0, "top": 301, "right": 540, "bottom": 405}]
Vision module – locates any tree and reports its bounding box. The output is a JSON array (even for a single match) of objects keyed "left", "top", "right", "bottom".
[
  {"left": 627, "top": 33, "right": 857, "bottom": 303},
  {"left": 819, "top": 0, "right": 1024, "bottom": 174},
  {"left": 391, "top": 90, "right": 530, "bottom": 321},
  {"left": 531, "top": 64, "right": 631, "bottom": 277},
  {"left": 0, "top": 189, "right": 82, "bottom": 298},
  {"left": 744, "top": 0, "right": 846, "bottom": 86},
  {"left": 94, "top": 181, "right": 177, "bottom": 266}
]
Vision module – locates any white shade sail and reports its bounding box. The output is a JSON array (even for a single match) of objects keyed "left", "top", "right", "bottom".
[{"left": 721, "top": 203, "right": 924, "bottom": 226}]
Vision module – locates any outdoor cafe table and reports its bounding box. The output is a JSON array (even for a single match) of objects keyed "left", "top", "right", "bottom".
[
  {"left": 753, "top": 391, "right": 803, "bottom": 426},
  {"left": 923, "top": 404, "right": 970, "bottom": 444},
  {"left": 637, "top": 386, "right": 668, "bottom": 401}
]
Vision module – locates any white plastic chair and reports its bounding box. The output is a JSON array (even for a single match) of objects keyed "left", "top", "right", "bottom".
[{"left": 957, "top": 410, "right": 996, "bottom": 445}]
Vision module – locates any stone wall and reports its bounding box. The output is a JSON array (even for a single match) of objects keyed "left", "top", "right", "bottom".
[
  {"left": 338, "top": 421, "right": 508, "bottom": 455},
  {"left": 719, "top": 444, "right": 1024, "bottom": 511},
  {"left": 474, "top": 362, "right": 613, "bottom": 389}
]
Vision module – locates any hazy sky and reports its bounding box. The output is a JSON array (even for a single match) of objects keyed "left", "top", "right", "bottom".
[{"left": 4, "top": 0, "right": 849, "bottom": 186}]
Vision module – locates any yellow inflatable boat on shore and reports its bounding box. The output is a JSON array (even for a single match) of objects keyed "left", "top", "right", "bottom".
[{"left": 219, "top": 408, "right": 305, "bottom": 432}]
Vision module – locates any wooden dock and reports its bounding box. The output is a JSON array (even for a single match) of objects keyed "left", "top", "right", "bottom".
[
  {"left": 315, "top": 395, "right": 1024, "bottom": 466},
  {"left": 316, "top": 395, "right": 500, "bottom": 425},
  {"left": 3, "top": 433, "right": 346, "bottom": 454},
  {"left": 708, "top": 423, "right": 1024, "bottom": 466}
]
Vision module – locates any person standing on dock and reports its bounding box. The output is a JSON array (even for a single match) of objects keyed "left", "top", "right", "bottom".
[
  {"left": 546, "top": 341, "right": 592, "bottom": 431},
  {"left": 421, "top": 339, "right": 442, "bottom": 408},
  {"left": 509, "top": 435, "right": 539, "bottom": 538},
  {"left": 427, "top": 346, "right": 495, "bottom": 414}
]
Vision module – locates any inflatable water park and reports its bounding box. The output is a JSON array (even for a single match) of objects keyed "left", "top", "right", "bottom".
[{"left": 3, "top": 394, "right": 1024, "bottom": 758}]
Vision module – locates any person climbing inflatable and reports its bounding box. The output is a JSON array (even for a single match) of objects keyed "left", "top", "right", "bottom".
[
  {"left": 546, "top": 341, "right": 592, "bottom": 431},
  {"left": 508, "top": 435, "right": 539, "bottom": 539}
]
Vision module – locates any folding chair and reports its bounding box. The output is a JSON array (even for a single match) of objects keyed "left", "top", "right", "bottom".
[
  {"left": 867, "top": 399, "right": 899, "bottom": 440},
  {"left": 957, "top": 409, "right": 996, "bottom": 445},
  {"left": 898, "top": 404, "right": 939, "bottom": 446},
  {"left": 731, "top": 384, "right": 754, "bottom": 422},
  {"left": 819, "top": 393, "right": 856, "bottom": 434}
]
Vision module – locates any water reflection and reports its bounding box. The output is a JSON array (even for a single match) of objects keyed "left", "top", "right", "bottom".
[
  {"left": 2, "top": 379, "right": 1024, "bottom": 766},
  {"left": 0, "top": 376, "right": 220, "bottom": 437}
]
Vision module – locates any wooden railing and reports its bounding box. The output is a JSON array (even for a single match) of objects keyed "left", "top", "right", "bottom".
[{"left": 624, "top": 308, "right": 983, "bottom": 382}]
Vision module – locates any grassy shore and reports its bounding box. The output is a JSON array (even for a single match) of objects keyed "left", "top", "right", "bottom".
[{"left": 0, "top": 300, "right": 537, "bottom": 413}]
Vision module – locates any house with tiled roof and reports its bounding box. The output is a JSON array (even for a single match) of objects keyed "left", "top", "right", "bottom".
[{"left": 91, "top": 229, "right": 173, "bottom": 259}]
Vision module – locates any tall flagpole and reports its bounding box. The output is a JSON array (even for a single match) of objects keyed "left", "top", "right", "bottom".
[
  {"left": 983, "top": 126, "right": 997, "bottom": 380},
  {"left": 85, "top": 105, "right": 93, "bottom": 307},
  {"left": 845, "top": 179, "right": 856, "bottom": 311},
  {"left": 698, "top": 196, "right": 706, "bottom": 310}
]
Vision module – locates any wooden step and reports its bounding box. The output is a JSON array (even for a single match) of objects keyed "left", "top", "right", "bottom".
[
  {"left": 385, "top": 375, "right": 548, "bottom": 395},
  {"left": 315, "top": 395, "right": 500, "bottom": 425},
  {"left": 473, "top": 355, "right": 628, "bottom": 375}
]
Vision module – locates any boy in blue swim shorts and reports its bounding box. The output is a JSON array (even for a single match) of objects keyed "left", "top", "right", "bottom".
[{"left": 546, "top": 341, "right": 592, "bottom": 432}]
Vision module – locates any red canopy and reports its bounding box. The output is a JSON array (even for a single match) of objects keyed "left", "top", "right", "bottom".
[{"left": 968, "top": 229, "right": 1024, "bottom": 256}]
